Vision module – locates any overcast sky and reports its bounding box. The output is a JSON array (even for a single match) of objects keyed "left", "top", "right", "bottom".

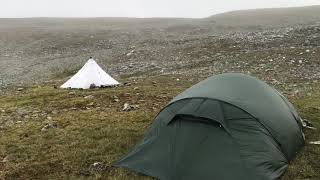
[{"left": 1, "top": 0, "right": 320, "bottom": 18}]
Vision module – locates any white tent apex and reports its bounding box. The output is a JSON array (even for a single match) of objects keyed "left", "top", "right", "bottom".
[
  {"left": 60, "top": 58, "right": 119, "bottom": 89},
  {"left": 87, "top": 58, "right": 97, "bottom": 64}
]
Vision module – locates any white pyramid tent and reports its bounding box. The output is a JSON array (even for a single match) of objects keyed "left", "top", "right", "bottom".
[{"left": 60, "top": 58, "right": 120, "bottom": 89}]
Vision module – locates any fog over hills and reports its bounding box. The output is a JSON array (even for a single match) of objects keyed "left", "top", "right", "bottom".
[{"left": 208, "top": 5, "right": 320, "bottom": 27}]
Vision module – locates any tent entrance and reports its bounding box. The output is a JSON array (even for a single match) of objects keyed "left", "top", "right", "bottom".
[
  {"left": 167, "top": 116, "right": 248, "bottom": 180},
  {"left": 170, "top": 115, "right": 217, "bottom": 125}
]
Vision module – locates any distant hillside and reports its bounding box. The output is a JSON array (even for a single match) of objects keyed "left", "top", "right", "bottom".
[
  {"left": 207, "top": 5, "right": 320, "bottom": 28},
  {"left": 1, "top": 5, "right": 320, "bottom": 88}
]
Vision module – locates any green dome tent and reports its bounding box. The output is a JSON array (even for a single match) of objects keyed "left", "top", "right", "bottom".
[{"left": 113, "top": 73, "right": 304, "bottom": 180}]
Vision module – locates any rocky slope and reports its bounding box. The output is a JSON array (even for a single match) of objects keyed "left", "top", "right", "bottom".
[{"left": 0, "top": 5, "right": 319, "bottom": 90}]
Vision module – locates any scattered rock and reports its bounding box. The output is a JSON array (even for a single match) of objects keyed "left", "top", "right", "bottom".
[
  {"left": 1, "top": 156, "right": 9, "bottom": 163},
  {"left": 112, "top": 95, "right": 120, "bottom": 102},
  {"left": 16, "top": 108, "right": 29, "bottom": 117},
  {"left": 122, "top": 103, "right": 131, "bottom": 111},
  {"left": 123, "top": 82, "right": 132, "bottom": 86},
  {"left": 51, "top": 110, "right": 58, "bottom": 114},
  {"left": 304, "top": 40, "right": 310, "bottom": 45},
  {"left": 41, "top": 122, "right": 57, "bottom": 132},
  {"left": 69, "top": 92, "right": 76, "bottom": 95},
  {"left": 84, "top": 95, "right": 94, "bottom": 99},
  {"left": 159, "top": 95, "right": 168, "bottom": 99},
  {"left": 132, "top": 105, "right": 140, "bottom": 109},
  {"left": 309, "top": 141, "right": 320, "bottom": 145},
  {"left": 133, "top": 87, "right": 139, "bottom": 90},
  {"left": 17, "top": 88, "right": 24, "bottom": 91},
  {"left": 265, "top": 69, "right": 274, "bottom": 72},
  {"left": 152, "top": 81, "right": 157, "bottom": 86},
  {"left": 122, "top": 103, "right": 139, "bottom": 111},
  {"left": 89, "top": 162, "right": 108, "bottom": 172},
  {"left": 126, "top": 49, "right": 135, "bottom": 57}
]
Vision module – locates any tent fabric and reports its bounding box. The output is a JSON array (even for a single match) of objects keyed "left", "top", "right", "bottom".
[
  {"left": 113, "top": 73, "right": 304, "bottom": 180},
  {"left": 169, "top": 73, "right": 304, "bottom": 160},
  {"left": 60, "top": 58, "right": 119, "bottom": 89}
]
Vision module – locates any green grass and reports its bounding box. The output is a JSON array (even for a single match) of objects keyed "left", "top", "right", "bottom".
[
  {"left": 0, "top": 76, "right": 319, "bottom": 179},
  {"left": 0, "top": 76, "right": 191, "bottom": 180},
  {"left": 282, "top": 86, "right": 320, "bottom": 180}
]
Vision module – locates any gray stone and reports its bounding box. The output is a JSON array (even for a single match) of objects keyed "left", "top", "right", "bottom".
[
  {"left": 122, "top": 103, "right": 131, "bottom": 111},
  {"left": 41, "top": 122, "right": 57, "bottom": 132},
  {"left": 69, "top": 92, "right": 76, "bottom": 95},
  {"left": 89, "top": 162, "right": 108, "bottom": 172},
  {"left": 84, "top": 95, "right": 94, "bottom": 99},
  {"left": 309, "top": 141, "right": 320, "bottom": 145},
  {"left": 16, "top": 108, "right": 29, "bottom": 117},
  {"left": 1, "top": 156, "right": 9, "bottom": 163}
]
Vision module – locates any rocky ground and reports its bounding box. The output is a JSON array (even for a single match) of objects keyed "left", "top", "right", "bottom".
[
  {"left": 0, "top": 6, "right": 320, "bottom": 91},
  {"left": 1, "top": 21, "right": 320, "bottom": 98}
]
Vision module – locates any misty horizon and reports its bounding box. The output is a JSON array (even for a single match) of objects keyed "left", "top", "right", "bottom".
[{"left": 1, "top": 0, "right": 320, "bottom": 18}]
